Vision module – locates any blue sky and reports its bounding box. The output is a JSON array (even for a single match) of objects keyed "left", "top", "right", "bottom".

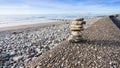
[{"left": 0, "top": 0, "right": 120, "bottom": 15}]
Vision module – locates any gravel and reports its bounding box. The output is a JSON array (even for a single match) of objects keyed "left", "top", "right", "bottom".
[
  {"left": 27, "top": 16, "right": 120, "bottom": 68},
  {"left": 0, "top": 22, "right": 70, "bottom": 68},
  {"left": 0, "top": 17, "right": 101, "bottom": 68}
]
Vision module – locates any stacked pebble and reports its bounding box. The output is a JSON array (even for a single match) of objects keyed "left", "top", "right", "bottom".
[{"left": 68, "top": 18, "right": 86, "bottom": 42}]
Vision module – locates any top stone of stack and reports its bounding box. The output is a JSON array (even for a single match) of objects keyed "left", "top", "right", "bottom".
[{"left": 74, "top": 18, "right": 84, "bottom": 21}]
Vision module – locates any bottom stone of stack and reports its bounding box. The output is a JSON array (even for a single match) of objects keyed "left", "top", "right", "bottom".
[
  {"left": 68, "top": 35, "right": 83, "bottom": 42},
  {"left": 71, "top": 31, "right": 78, "bottom": 36}
]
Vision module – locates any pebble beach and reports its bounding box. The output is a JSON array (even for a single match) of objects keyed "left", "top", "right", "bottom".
[
  {"left": 27, "top": 16, "right": 120, "bottom": 68},
  {"left": 0, "top": 17, "right": 101, "bottom": 68}
]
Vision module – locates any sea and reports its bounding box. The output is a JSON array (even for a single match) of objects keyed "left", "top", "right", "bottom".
[{"left": 0, "top": 14, "right": 97, "bottom": 28}]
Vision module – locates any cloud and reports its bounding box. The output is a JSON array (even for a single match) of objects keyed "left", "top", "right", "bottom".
[
  {"left": 0, "top": 5, "right": 30, "bottom": 9},
  {"left": 0, "top": 0, "right": 119, "bottom": 15}
]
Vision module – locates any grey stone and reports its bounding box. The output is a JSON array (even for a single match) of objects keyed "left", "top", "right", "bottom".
[
  {"left": 75, "top": 18, "right": 84, "bottom": 21},
  {"left": 0, "top": 21, "right": 72, "bottom": 67},
  {"left": 13, "top": 56, "right": 23, "bottom": 62},
  {"left": 24, "top": 58, "right": 31, "bottom": 63}
]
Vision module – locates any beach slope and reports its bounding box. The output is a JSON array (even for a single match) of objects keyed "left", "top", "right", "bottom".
[{"left": 27, "top": 16, "right": 120, "bottom": 68}]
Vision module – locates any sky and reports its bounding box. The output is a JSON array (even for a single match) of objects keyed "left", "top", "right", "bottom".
[{"left": 0, "top": 0, "right": 120, "bottom": 15}]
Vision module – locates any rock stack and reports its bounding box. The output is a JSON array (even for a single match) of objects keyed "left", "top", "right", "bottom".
[{"left": 68, "top": 18, "right": 86, "bottom": 42}]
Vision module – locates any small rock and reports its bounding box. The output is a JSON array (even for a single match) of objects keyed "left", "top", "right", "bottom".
[
  {"left": 24, "top": 58, "right": 31, "bottom": 63},
  {"left": 13, "top": 56, "right": 23, "bottom": 62},
  {"left": 10, "top": 51, "right": 16, "bottom": 56},
  {"left": 45, "top": 46, "right": 50, "bottom": 51},
  {"left": 32, "top": 57, "right": 37, "bottom": 61},
  {"left": 28, "top": 53, "right": 35, "bottom": 58},
  {"left": 4, "top": 61, "right": 10, "bottom": 66},
  {"left": 49, "top": 54, "right": 52, "bottom": 58},
  {"left": 3, "top": 54, "right": 11, "bottom": 60},
  {"left": 35, "top": 48, "right": 41, "bottom": 53},
  {"left": 110, "top": 61, "right": 118, "bottom": 68}
]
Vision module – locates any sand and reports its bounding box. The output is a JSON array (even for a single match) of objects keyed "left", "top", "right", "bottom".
[{"left": 0, "top": 22, "right": 64, "bottom": 31}]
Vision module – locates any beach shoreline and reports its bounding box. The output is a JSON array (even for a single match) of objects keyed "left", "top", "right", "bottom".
[
  {"left": 0, "top": 22, "right": 66, "bottom": 32},
  {"left": 0, "top": 17, "right": 101, "bottom": 32}
]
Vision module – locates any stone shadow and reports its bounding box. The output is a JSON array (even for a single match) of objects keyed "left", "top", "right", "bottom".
[{"left": 78, "top": 39, "right": 120, "bottom": 46}]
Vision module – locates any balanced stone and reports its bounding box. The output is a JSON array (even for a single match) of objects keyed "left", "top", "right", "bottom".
[
  {"left": 70, "top": 27, "right": 84, "bottom": 31},
  {"left": 68, "top": 18, "right": 86, "bottom": 42},
  {"left": 72, "top": 21, "right": 86, "bottom": 25},
  {"left": 68, "top": 35, "right": 83, "bottom": 42},
  {"left": 71, "top": 31, "right": 80, "bottom": 36},
  {"left": 74, "top": 18, "right": 84, "bottom": 21},
  {"left": 70, "top": 25, "right": 83, "bottom": 28},
  {"left": 71, "top": 35, "right": 82, "bottom": 40}
]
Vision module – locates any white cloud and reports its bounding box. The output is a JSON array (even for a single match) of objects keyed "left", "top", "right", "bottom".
[
  {"left": 0, "top": 5, "right": 30, "bottom": 9},
  {"left": 0, "top": 0, "right": 119, "bottom": 15}
]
